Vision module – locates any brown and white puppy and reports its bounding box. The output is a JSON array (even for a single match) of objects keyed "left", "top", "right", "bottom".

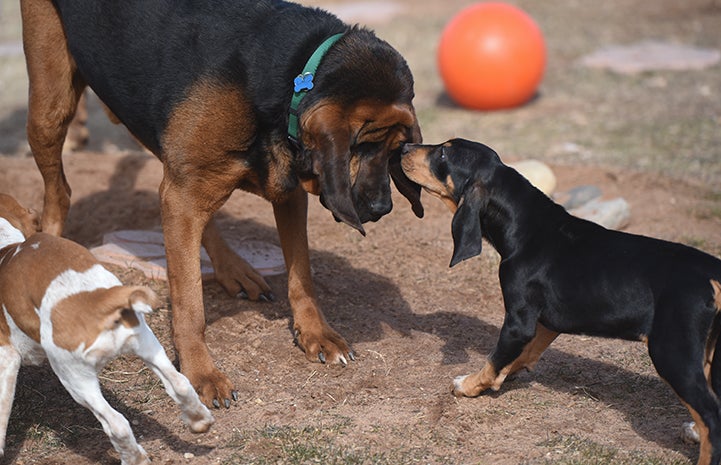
[{"left": 0, "top": 194, "right": 213, "bottom": 465}]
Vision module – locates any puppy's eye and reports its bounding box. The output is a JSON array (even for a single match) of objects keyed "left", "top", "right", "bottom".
[{"left": 440, "top": 147, "right": 447, "bottom": 161}]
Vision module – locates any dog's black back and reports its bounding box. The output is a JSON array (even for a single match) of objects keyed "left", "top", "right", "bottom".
[
  {"left": 433, "top": 139, "right": 721, "bottom": 340},
  {"left": 51, "top": 0, "right": 412, "bottom": 155},
  {"left": 402, "top": 138, "right": 721, "bottom": 464},
  {"left": 52, "top": 0, "right": 341, "bottom": 152}
]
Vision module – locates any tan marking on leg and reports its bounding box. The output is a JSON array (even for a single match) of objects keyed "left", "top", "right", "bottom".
[
  {"left": 682, "top": 401, "right": 712, "bottom": 465},
  {"left": 452, "top": 362, "right": 499, "bottom": 397},
  {"left": 704, "top": 280, "right": 721, "bottom": 387},
  {"left": 501, "top": 323, "right": 559, "bottom": 378},
  {"left": 453, "top": 324, "right": 559, "bottom": 397}
]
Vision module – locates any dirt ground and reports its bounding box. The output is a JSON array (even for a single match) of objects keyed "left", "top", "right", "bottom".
[{"left": 1, "top": 1, "right": 721, "bottom": 464}]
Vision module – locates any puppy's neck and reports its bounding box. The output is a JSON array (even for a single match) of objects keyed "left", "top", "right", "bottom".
[{"left": 0, "top": 217, "right": 26, "bottom": 249}]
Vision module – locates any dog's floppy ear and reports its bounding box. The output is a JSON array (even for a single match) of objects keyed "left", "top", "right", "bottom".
[
  {"left": 390, "top": 152, "right": 424, "bottom": 218},
  {"left": 390, "top": 116, "right": 424, "bottom": 218},
  {"left": 450, "top": 183, "right": 484, "bottom": 267},
  {"left": 302, "top": 105, "right": 364, "bottom": 234}
]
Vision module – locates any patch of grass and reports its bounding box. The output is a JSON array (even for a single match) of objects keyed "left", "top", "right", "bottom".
[
  {"left": 219, "top": 421, "right": 453, "bottom": 465},
  {"left": 527, "top": 434, "right": 690, "bottom": 465}
]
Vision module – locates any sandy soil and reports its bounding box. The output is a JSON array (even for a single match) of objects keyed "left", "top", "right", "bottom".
[{"left": 1, "top": 1, "right": 720, "bottom": 464}]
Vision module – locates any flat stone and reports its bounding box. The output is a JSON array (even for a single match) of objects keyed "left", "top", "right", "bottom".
[
  {"left": 554, "top": 185, "right": 603, "bottom": 210},
  {"left": 570, "top": 197, "right": 631, "bottom": 230},
  {"left": 581, "top": 40, "right": 721, "bottom": 74},
  {"left": 90, "top": 230, "right": 286, "bottom": 280}
]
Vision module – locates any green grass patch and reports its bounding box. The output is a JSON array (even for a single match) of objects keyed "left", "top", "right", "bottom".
[
  {"left": 528, "top": 434, "right": 690, "bottom": 465},
  {"left": 219, "top": 421, "right": 452, "bottom": 465}
]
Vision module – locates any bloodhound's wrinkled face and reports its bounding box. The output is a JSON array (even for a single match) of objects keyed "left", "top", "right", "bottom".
[{"left": 299, "top": 99, "right": 423, "bottom": 235}]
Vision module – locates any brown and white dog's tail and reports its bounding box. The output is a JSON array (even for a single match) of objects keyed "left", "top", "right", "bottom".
[{"left": 97, "top": 286, "right": 160, "bottom": 331}]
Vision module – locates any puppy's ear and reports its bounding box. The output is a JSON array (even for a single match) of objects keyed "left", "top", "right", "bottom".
[
  {"left": 450, "top": 183, "right": 484, "bottom": 267},
  {"left": 302, "top": 105, "right": 364, "bottom": 235}
]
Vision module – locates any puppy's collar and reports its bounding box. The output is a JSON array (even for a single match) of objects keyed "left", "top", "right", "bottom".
[{"left": 288, "top": 33, "right": 344, "bottom": 145}]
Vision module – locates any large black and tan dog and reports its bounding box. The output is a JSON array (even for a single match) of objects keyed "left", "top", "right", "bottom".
[
  {"left": 21, "top": 0, "right": 423, "bottom": 408},
  {"left": 401, "top": 138, "right": 721, "bottom": 465}
]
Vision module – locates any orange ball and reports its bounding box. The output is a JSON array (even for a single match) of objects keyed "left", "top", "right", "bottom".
[{"left": 438, "top": 2, "right": 546, "bottom": 110}]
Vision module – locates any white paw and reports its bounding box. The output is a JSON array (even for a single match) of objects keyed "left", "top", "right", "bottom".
[
  {"left": 681, "top": 421, "right": 700, "bottom": 444},
  {"left": 453, "top": 374, "right": 469, "bottom": 392},
  {"left": 184, "top": 405, "right": 215, "bottom": 434}
]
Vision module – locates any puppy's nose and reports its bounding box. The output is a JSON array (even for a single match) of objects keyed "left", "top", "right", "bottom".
[{"left": 400, "top": 143, "right": 415, "bottom": 156}]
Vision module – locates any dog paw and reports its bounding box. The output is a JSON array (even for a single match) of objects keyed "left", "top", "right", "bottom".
[
  {"left": 451, "top": 374, "right": 487, "bottom": 397},
  {"left": 183, "top": 405, "right": 215, "bottom": 434},
  {"left": 294, "top": 326, "right": 355, "bottom": 366},
  {"left": 190, "top": 367, "right": 238, "bottom": 409},
  {"left": 681, "top": 421, "right": 700, "bottom": 444},
  {"left": 213, "top": 253, "right": 273, "bottom": 301},
  {"left": 451, "top": 375, "right": 470, "bottom": 397}
]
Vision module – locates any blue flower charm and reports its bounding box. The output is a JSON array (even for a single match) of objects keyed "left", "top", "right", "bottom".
[{"left": 294, "top": 72, "right": 314, "bottom": 92}]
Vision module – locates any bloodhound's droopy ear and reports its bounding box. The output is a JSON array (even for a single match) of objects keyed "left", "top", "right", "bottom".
[
  {"left": 390, "top": 151, "right": 424, "bottom": 219},
  {"left": 450, "top": 183, "right": 485, "bottom": 267},
  {"left": 302, "top": 104, "right": 364, "bottom": 235},
  {"left": 390, "top": 107, "right": 424, "bottom": 218}
]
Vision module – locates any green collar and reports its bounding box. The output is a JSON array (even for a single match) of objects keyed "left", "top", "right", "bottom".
[{"left": 288, "top": 33, "right": 344, "bottom": 144}]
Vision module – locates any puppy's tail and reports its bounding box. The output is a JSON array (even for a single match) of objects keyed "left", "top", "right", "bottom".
[
  {"left": 97, "top": 286, "right": 160, "bottom": 331},
  {"left": 706, "top": 280, "right": 721, "bottom": 395}
]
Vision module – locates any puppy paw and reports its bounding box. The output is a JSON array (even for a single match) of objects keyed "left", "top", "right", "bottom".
[
  {"left": 451, "top": 374, "right": 470, "bottom": 397},
  {"left": 451, "top": 374, "right": 487, "bottom": 398},
  {"left": 681, "top": 421, "right": 700, "bottom": 444}
]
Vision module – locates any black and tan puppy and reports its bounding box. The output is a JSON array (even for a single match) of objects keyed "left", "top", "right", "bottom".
[
  {"left": 401, "top": 138, "right": 721, "bottom": 465},
  {"left": 21, "top": 0, "right": 423, "bottom": 408}
]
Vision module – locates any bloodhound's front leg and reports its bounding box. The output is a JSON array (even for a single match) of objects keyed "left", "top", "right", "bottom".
[
  {"left": 273, "top": 186, "right": 354, "bottom": 365},
  {"left": 202, "top": 219, "right": 273, "bottom": 302}
]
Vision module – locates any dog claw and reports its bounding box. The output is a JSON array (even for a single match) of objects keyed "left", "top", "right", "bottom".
[
  {"left": 318, "top": 352, "right": 327, "bottom": 363},
  {"left": 232, "top": 391, "right": 239, "bottom": 402},
  {"left": 224, "top": 398, "right": 231, "bottom": 409},
  {"left": 237, "top": 291, "right": 249, "bottom": 300},
  {"left": 212, "top": 399, "right": 221, "bottom": 409},
  {"left": 339, "top": 355, "right": 348, "bottom": 367},
  {"left": 348, "top": 351, "right": 356, "bottom": 362}
]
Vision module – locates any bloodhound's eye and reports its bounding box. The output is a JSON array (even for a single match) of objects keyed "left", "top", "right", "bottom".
[{"left": 354, "top": 141, "right": 382, "bottom": 157}]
